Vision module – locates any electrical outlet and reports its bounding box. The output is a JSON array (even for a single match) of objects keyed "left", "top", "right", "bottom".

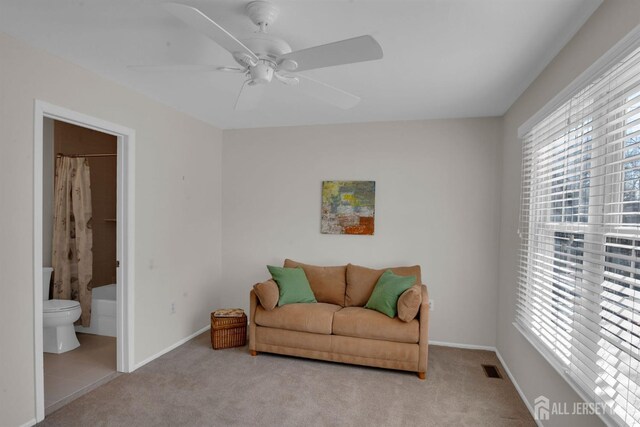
[
  {"left": 171, "top": 302, "right": 176, "bottom": 314},
  {"left": 428, "top": 299, "right": 434, "bottom": 311}
]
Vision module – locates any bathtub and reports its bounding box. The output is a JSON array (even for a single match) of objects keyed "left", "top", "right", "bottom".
[{"left": 74, "top": 283, "right": 116, "bottom": 337}]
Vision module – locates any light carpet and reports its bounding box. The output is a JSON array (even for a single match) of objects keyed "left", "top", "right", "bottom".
[{"left": 40, "top": 332, "right": 535, "bottom": 426}]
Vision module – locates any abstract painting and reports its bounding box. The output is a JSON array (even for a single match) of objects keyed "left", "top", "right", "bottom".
[{"left": 321, "top": 181, "right": 375, "bottom": 235}]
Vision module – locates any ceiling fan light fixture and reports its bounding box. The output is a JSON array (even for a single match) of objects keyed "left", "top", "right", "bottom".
[{"left": 249, "top": 61, "right": 274, "bottom": 84}]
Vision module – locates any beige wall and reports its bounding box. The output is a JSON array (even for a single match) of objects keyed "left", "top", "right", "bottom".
[
  {"left": 0, "top": 32, "right": 223, "bottom": 426},
  {"left": 497, "top": 1, "right": 640, "bottom": 426},
  {"left": 223, "top": 118, "right": 502, "bottom": 347}
]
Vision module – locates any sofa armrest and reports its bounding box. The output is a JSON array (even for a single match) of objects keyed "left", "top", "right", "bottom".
[
  {"left": 418, "top": 284, "right": 429, "bottom": 375},
  {"left": 249, "top": 289, "right": 258, "bottom": 352}
]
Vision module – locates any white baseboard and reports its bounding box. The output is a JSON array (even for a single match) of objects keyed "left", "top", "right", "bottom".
[
  {"left": 495, "top": 349, "right": 542, "bottom": 427},
  {"left": 429, "top": 340, "right": 496, "bottom": 352},
  {"left": 133, "top": 325, "right": 210, "bottom": 371},
  {"left": 18, "top": 418, "right": 36, "bottom": 427}
]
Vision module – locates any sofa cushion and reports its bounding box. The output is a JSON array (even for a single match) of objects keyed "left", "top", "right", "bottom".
[
  {"left": 332, "top": 307, "right": 419, "bottom": 343},
  {"left": 253, "top": 279, "right": 279, "bottom": 311},
  {"left": 397, "top": 285, "right": 422, "bottom": 322},
  {"left": 254, "top": 303, "right": 342, "bottom": 335},
  {"left": 345, "top": 264, "right": 422, "bottom": 307},
  {"left": 284, "top": 259, "right": 346, "bottom": 306}
]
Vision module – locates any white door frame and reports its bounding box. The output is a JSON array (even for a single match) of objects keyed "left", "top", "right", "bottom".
[{"left": 33, "top": 100, "right": 135, "bottom": 422}]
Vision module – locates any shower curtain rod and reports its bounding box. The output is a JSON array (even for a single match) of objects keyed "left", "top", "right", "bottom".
[{"left": 56, "top": 153, "right": 116, "bottom": 158}]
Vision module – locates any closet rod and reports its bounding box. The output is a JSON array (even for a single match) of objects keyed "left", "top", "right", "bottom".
[{"left": 56, "top": 153, "right": 116, "bottom": 158}]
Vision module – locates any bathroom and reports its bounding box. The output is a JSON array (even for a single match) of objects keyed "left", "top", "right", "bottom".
[{"left": 42, "top": 118, "right": 119, "bottom": 414}]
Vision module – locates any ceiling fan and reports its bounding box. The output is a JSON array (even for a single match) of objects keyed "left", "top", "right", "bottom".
[{"left": 134, "top": 1, "right": 383, "bottom": 110}]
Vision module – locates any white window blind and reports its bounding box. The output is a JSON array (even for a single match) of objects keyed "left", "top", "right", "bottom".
[{"left": 517, "top": 45, "right": 640, "bottom": 426}]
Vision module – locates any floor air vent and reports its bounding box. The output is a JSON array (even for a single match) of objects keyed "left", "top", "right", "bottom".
[{"left": 482, "top": 364, "right": 502, "bottom": 379}]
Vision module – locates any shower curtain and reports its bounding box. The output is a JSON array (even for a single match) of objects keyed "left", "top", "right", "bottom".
[{"left": 52, "top": 156, "right": 93, "bottom": 327}]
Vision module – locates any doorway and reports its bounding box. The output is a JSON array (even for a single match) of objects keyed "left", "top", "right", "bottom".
[
  {"left": 43, "top": 118, "right": 118, "bottom": 414},
  {"left": 33, "top": 101, "right": 135, "bottom": 422}
]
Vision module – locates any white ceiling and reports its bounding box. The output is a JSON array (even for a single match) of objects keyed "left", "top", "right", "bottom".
[{"left": 0, "top": 0, "right": 602, "bottom": 129}]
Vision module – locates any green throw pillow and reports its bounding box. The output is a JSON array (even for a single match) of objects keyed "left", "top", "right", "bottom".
[
  {"left": 365, "top": 270, "right": 416, "bottom": 318},
  {"left": 267, "top": 265, "right": 317, "bottom": 306}
]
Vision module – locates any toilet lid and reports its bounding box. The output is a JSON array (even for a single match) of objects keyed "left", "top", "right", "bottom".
[{"left": 44, "top": 299, "right": 80, "bottom": 312}]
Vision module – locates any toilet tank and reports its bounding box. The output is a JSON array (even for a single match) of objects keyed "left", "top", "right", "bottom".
[{"left": 43, "top": 267, "right": 53, "bottom": 301}]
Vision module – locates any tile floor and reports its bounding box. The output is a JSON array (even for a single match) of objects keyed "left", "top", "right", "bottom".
[{"left": 44, "top": 333, "right": 118, "bottom": 415}]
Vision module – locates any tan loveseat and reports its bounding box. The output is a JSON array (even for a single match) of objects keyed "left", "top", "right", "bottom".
[{"left": 249, "top": 260, "right": 429, "bottom": 379}]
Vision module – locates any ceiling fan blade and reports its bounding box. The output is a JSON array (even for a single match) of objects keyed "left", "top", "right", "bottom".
[
  {"left": 235, "top": 81, "right": 265, "bottom": 111},
  {"left": 293, "top": 74, "right": 360, "bottom": 109},
  {"left": 277, "top": 35, "right": 383, "bottom": 72},
  {"left": 164, "top": 3, "right": 258, "bottom": 65},
  {"left": 274, "top": 72, "right": 299, "bottom": 86},
  {"left": 217, "top": 66, "right": 246, "bottom": 73},
  {"left": 127, "top": 64, "right": 227, "bottom": 72}
]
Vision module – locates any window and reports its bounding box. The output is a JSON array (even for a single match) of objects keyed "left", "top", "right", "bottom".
[{"left": 517, "top": 45, "right": 640, "bottom": 426}]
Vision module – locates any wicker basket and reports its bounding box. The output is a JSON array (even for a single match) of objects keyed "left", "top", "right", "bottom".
[{"left": 211, "top": 311, "right": 247, "bottom": 350}]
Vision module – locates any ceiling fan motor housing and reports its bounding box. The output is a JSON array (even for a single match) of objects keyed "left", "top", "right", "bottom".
[
  {"left": 240, "top": 1, "right": 294, "bottom": 78},
  {"left": 240, "top": 33, "right": 291, "bottom": 61},
  {"left": 238, "top": 33, "right": 293, "bottom": 83}
]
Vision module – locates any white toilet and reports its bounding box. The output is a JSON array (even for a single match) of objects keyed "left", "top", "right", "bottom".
[{"left": 43, "top": 267, "right": 82, "bottom": 353}]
